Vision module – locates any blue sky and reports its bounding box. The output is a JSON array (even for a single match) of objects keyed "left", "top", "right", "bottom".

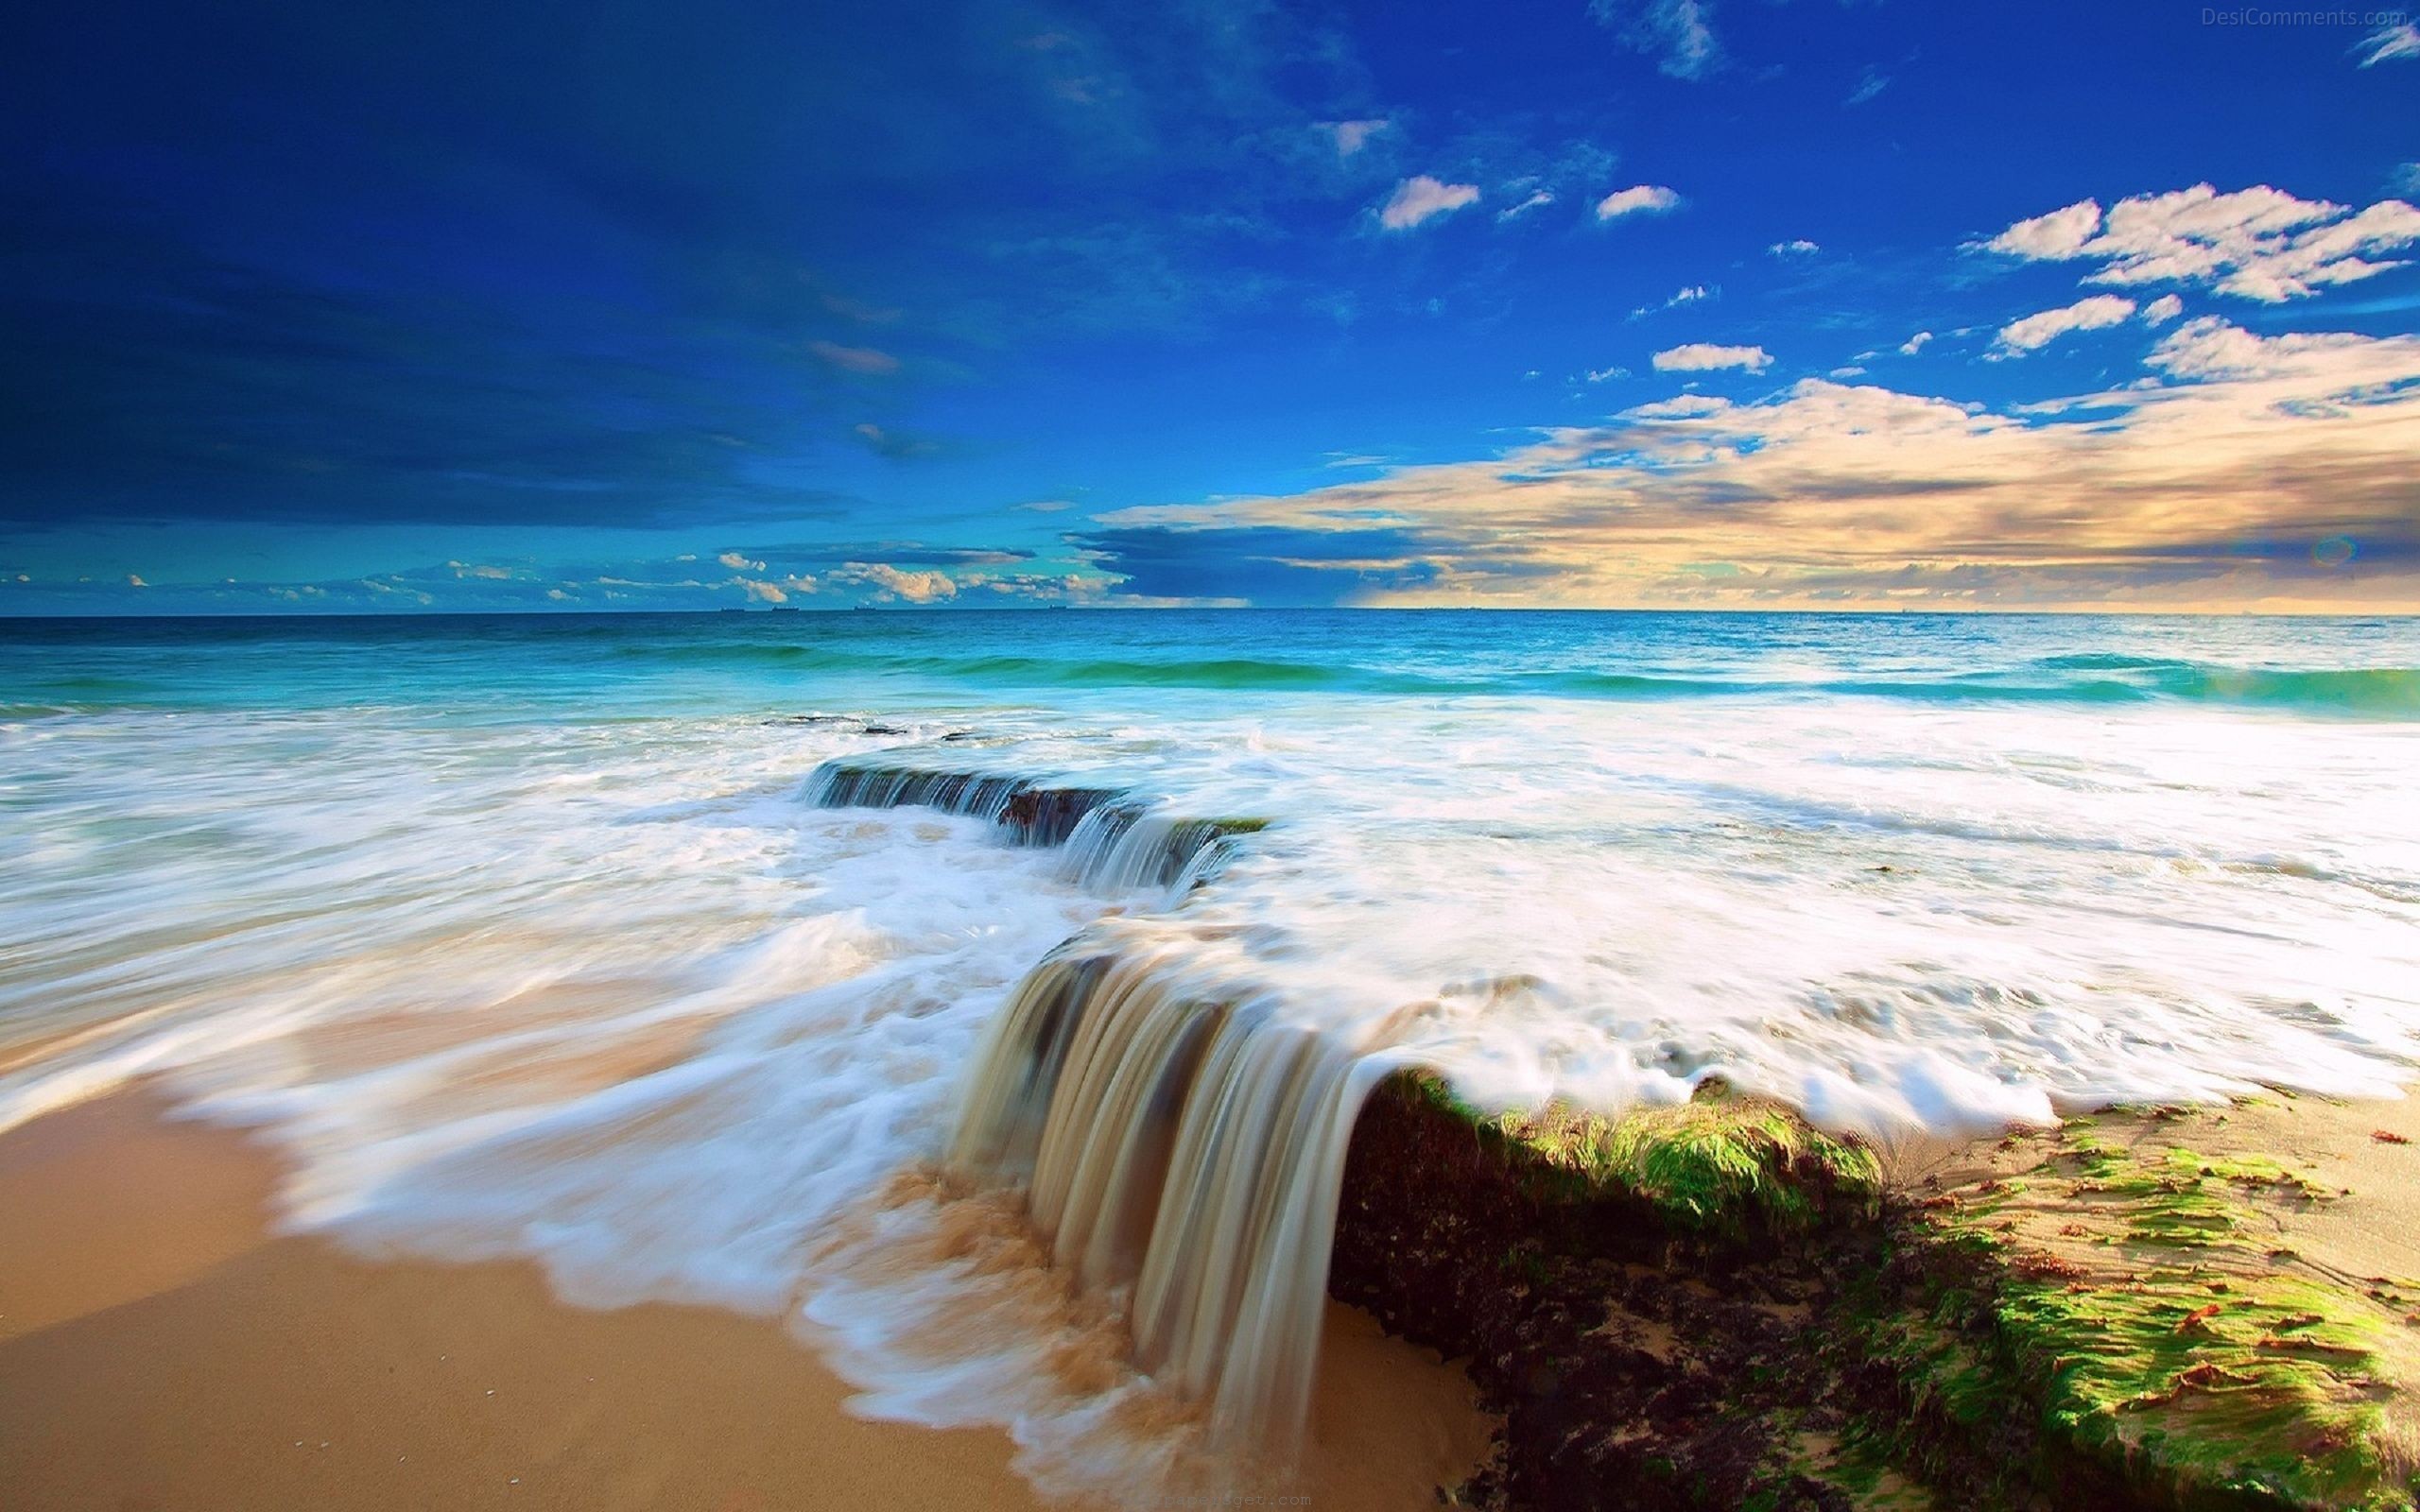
[{"left": 4, "top": 0, "right": 2416, "bottom": 611}]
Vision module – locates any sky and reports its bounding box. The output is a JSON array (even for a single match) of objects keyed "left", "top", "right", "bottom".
[{"left": 3, "top": 0, "right": 2417, "bottom": 613}]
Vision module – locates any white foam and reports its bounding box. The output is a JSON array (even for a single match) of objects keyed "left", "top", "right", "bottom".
[{"left": 3, "top": 681, "right": 2416, "bottom": 1495}]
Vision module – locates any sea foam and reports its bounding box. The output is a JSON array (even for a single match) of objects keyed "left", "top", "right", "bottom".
[{"left": 1, "top": 611, "right": 2415, "bottom": 1492}]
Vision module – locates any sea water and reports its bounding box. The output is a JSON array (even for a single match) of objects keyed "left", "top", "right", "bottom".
[{"left": 3, "top": 610, "right": 2416, "bottom": 1486}]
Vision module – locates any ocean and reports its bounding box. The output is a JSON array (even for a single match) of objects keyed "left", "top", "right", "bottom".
[{"left": 4, "top": 609, "right": 2416, "bottom": 1483}]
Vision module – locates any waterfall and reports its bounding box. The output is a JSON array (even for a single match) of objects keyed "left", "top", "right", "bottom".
[
  {"left": 804, "top": 757, "right": 1262, "bottom": 894},
  {"left": 807, "top": 752, "right": 1392, "bottom": 1448},
  {"left": 946, "top": 926, "right": 1411, "bottom": 1453}
]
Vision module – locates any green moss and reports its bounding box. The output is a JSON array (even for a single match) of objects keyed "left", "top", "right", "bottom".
[
  {"left": 1903, "top": 1131, "right": 2409, "bottom": 1511},
  {"left": 1403, "top": 1074, "right": 1881, "bottom": 1236}
]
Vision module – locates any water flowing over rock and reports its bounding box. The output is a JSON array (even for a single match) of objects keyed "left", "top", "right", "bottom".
[
  {"left": 946, "top": 924, "right": 1411, "bottom": 1453},
  {"left": 804, "top": 756, "right": 1263, "bottom": 894}
]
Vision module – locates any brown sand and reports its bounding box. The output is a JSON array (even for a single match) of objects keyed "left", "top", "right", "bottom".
[{"left": 0, "top": 1091, "right": 1495, "bottom": 1512}]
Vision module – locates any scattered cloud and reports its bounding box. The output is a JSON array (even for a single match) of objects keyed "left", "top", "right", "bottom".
[
  {"left": 1899, "top": 331, "right": 1933, "bottom": 355},
  {"left": 1088, "top": 322, "right": 2420, "bottom": 610},
  {"left": 1582, "top": 366, "right": 1631, "bottom": 384},
  {"left": 717, "top": 550, "right": 765, "bottom": 571},
  {"left": 2140, "top": 294, "right": 2185, "bottom": 325},
  {"left": 1497, "top": 190, "right": 1556, "bottom": 221},
  {"left": 2142, "top": 314, "right": 2394, "bottom": 382},
  {"left": 1985, "top": 199, "right": 2102, "bottom": 260},
  {"left": 807, "top": 340, "right": 902, "bottom": 375},
  {"left": 1979, "top": 183, "right": 2420, "bottom": 301},
  {"left": 1844, "top": 66, "right": 1891, "bottom": 106},
  {"left": 1769, "top": 239, "right": 1821, "bottom": 257},
  {"left": 2353, "top": 20, "right": 2419, "bottom": 65},
  {"left": 1588, "top": 0, "right": 1720, "bottom": 80},
  {"left": 1596, "top": 184, "right": 1683, "bottom": 221},
  {"left": 1651, "top": 342, "right": 1772, "bottom": 372},
  {"left": 1380, "top": 175, "right": 1481, "bottom": 230},
  {"left": 126, "top": 573, "right": 148, "bottom": 588},
  {"left": 1322, "top": 118, "right": 1391, "bottom": 156},
  {"left": 831, "top": 560, "right": 960, "bottom": 603},
  {"left": 1994, "top": 294, "right": 2138, "bottom": 354},
  {"left": 1630, "top": 284, "right": 1713, "bottom": 318}
]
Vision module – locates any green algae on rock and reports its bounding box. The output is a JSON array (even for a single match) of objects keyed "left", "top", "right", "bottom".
[{"left": 1332, "top": 1079, "right": 2418, "bottom": 1512}]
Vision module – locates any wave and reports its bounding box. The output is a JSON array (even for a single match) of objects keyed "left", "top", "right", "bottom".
[{"left": 612, "top": 639, "right": 2420, "bottom": 715}]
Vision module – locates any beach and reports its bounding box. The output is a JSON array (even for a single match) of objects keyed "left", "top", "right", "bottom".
[
  {"left": 2, "top": 610, "right": 2416, "bottom": 1507},
  {"left": 0, "top": 1089, "right": 1494, "bottom": 1511}
]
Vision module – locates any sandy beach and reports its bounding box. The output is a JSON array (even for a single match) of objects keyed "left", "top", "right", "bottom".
[{"left": 0, "top": 1091, "right": 1495, "bottom": 1512}]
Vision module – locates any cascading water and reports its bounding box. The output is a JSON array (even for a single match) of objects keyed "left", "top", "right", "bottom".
[
  {"left": 806, "top": 752, "right": 1400, "bottom": 1452},
  {"left": 804, "top": 756, "right": 1262, "bottom": 895},
  {"left": 945, "top": 922, "right": 1414, "bottom": 1453}
]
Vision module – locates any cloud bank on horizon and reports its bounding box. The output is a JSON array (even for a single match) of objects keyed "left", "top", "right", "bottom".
[{"left": 2, "top": 0, "right": 2415, "bottom": 612}]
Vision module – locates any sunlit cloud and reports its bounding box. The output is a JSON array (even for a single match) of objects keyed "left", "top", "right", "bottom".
[
  {"left": 1980, "top": 183, "right": 2420, "bottom": 301},
  {"left": 1993, "top": 294, "right": 2137, "bottom": 354},
  {"left": 1496, "top": 190, "right": 1556, "bottom": 222},
  {"left": 1087, "top": 321, "right": 2420, "bottom": 610},
  {"left": 1379, "top": 175, "right": 1481, "bottom": 230},
  {"left": 1596, "top": 184, "right": 1682, "bottom": 221},
  {"left": 1651, "top": 342, "right": 1772, "bottom": 372},
  {"left": 2353, "top": 20, "right": 2418, "bottom": 65},
  {"left": 831, "top": 560, "right": 961, "bottom": 603},
  {"left": 1322, "top": 118, "right": 1391, "bottom": 157}
]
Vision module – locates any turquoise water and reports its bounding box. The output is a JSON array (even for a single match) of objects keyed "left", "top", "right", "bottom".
[
  {"left": 3, "top": 609, "right": 2416, "bottom": 1486},
  {"left": 7, "top": 610, "right": 2419, "bottom": 715}
]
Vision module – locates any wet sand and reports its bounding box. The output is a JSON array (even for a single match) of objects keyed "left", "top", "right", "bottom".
[{"left": 0, "top": 1091, "right": 1495, "bottom": 1512}]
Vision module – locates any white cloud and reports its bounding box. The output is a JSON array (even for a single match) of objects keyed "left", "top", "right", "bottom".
[
  {"left": 2354, "top": 20, "right": 2419, "bottom": 65},
  {"left": 1995, "top": 294, "right": 2138, "bottom": 354},
  {"left": 1582, "top": 366, "right": 1631, "bottom": 384},
  {"left": 807, "top": 340, "right": 902, "bottom": 375},
  {"left": 1596, "top": 184, "right": 1682, "bottom": 221},
  {"left": 1899, "top": 331, "right": 1933, "bottom": 355},
  {"left": 126, "top": 573, "right": 148, "bottom": 589},
  {"left": 834, "top": 561, "right": 959, "bottom": 603},
  {"left": 1986, "top": 200, "right": 2102, "bottom": 260},
  {"left": 717, "top": 550, "right": 765, "bottom": 571},
  {"left": 739, "top": 578, "right": 788, "bottom": 604},
  {"left": 1323, "top": 118, "right": 1390, "bottom": 156},
  {"left": 1980, "top": 183, "right": 2420, "bottom": 301},
  {"left": 2143, "top": 315, "right": 2392, "bottom": 383},
  {"left": 1651, "top": 342, "right": 1772, "bottom": 372},
  {"left": 1380, "top": 175, "right": 1481, "bottom": 231},
  {"left": 2139, "top": 294, "right": 2185, "bottom": 325},
  {"left": 2396, "top": 163, "right": 2420, "bottom": 198},
  {"left": 1844, "top": 66, "right": 1890, "bottom": 106},
  {"left": 1631, "top": 284, "right": 1713, "bottom": 318},
  {"left": 1588, "top": 0, "right": 1720, "bottom": 80},
  {"left": 1768, "top": 239, "right": 1820, "bottom": 256},
  {"left": 1625, "top": 393, "right": 1731, "bottom": 419},
  {"left": 1096, "top": 325, "right": 2420, "bottom": 610},
  {"left": 1496, "top": 190, "right": 1556, "bottom": 222}
]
